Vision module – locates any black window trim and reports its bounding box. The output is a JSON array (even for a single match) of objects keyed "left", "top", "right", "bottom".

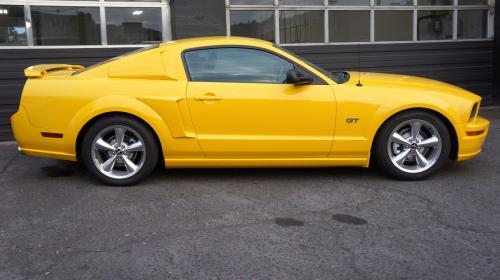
[{"left": 181, "top": 45, "right": 328, "bottom": 85}]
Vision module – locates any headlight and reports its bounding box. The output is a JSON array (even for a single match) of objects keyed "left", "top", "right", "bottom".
[{"left": 469, "top": 102, "right": 479, "bottom": 122}]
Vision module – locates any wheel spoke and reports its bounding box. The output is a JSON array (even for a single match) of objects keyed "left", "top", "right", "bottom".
[
  {"left": 115, "top": 127, "right": 126, "bottom": 146},
  {"left": 122, "top": 155, "right": 138, "bottom": 173},
  {"left": 419, "top": 136, "right": 439, "bottom": 147},
  {"left": 392, "top": 149, "right": 411, "bottom": 166},
  {"left": 95, "top": 138, "right": 116, "bottom": 151},
  {"left": 101, "top": 155, "right": 117, "bottom": 172},
  {"left": 415, "top": 150, "right": 429, "bottom": 168},
  {"left": 391, "top": 132, "right": 410, "bottom": 145},
  {"left": 125, "top": 141, "right": 143, "bottom": 152},
  {"left": 410, "top": 120, "right": 422, "bottom": 141}
]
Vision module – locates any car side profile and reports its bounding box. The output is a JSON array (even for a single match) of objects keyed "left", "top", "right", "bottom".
[{"left": 11, "top": 37, "right": 489, "bottom": 185}]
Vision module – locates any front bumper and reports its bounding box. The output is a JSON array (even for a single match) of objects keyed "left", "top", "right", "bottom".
[{"left": 456, "top": 116, "right": 489, "bottom": 161}]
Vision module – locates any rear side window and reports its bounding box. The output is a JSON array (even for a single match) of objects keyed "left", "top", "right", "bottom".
[{"left": 183, "top": 47, "right": 294, "bottom": 84}]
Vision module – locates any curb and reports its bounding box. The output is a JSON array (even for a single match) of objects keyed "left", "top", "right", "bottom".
[
  {"left": 0, "top": 141, "right": 16, "bottom": 146},
  {"left": 481, "top": 106, "right": 500, "bottom": 111}
]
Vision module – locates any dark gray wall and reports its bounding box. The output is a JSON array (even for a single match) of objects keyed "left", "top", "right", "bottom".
[
  {"left": 0, "top": 0, "right": 495, "bottom": 141},
  {"left": 287, "top": 41, "right": 495, "bottom": 106},
  {"left": 0, "top": 40, "right": 495, "bottom": 141},
  {"left": 0, "top": 48, "right": 135, "bottom": 141},
  {"left": 170, "top": 0, "right": 227, "bottom": 40},
  {"left": 495, "top": 2, "right": 500, "bottom": 105}
]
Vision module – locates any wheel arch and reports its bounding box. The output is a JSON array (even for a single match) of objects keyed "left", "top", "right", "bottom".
[
  {"left": 371, "top": 107, "right": 459, "bottom": 160},
  {"left": 75, "top": 111, "right": 165, "bottom": 163},
  {"left": 67, "top": 95, "right": 173, "bottom": 160}
]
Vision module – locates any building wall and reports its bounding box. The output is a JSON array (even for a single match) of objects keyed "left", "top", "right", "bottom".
[
  {"left": 0, "top": 48, "right": 135, "bottom": 141},
  {"left": 495, "top": 1, "right": 500, "bottom": 105},
  {"left": 0, "top": 40, "right": 494, "bottom": 141},
  {"left": 0, "top": 0, "right": 496, "bottom": 141},
  {"left": 287, "top": 41, "right": 495, "bottom": 106}
]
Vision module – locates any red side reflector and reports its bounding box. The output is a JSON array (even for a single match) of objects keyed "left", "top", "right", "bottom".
[
  {"left": 466, "top": 130, "right": 485, "bottom": 137},
  {"left": 41, "top": 132, "right": 63, "bottom": 138}
]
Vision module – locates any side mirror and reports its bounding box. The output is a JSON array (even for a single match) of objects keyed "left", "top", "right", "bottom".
[{"left": 286, "top": 69, "right": 313, "bottom": 85}]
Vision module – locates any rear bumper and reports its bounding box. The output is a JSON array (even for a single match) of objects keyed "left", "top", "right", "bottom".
[
  {"left": 11, "top": 106, "right": 77, "bottom": 161},
  {"left": 456, "top": 116, "right": 489, "bottom": 161}
]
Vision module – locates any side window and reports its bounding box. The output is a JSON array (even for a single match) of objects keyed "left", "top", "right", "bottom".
[{"left": 184, "top": 47, "right": 295, "bottom": 84}]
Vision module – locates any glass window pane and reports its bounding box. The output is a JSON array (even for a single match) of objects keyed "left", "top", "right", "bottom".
[
  {"left": 230, "top": 11, "right": 275, "bottom": 42},
  {"left": 375, "top": 10, "right": 413, "bottom": 41},
  {"left": 280, "top": 10, "right": 324, "bottom": 43},
  {"left": 375, "top": 0, "right": 412, "bottom": 5},
  {"left": 0, "top": 5, "right": 27, "bottom": 46},
  {"left": 106, "top": 7, "right": 162, "bottom": 45},
  {"left": 279, "top": 0, "right": 324, "bottom": 5},
  {"left": 31, "top": 6, "right": 101, "bottom": 46},
  {"left": 458, "top": 10, "right": 488, "bottom": 39},
  {"left": 230, "top": 0, "right": 274, "bottom": 4},
  {"left": 458, "top": 0, "right": 488, "bottom": 5},
  {"left": 329, "top": 0, "right": 370, "bottom": 5},
  {"left": 184, "top": 48, "right": 294, "bottom": 83},
  {"left": 329, "top": 10, "right": 370, "bottom": 42},
  {"left": 417, "top": 10, "right": 453, "bottom": 40},
  {"left": 418, "top": 0, "right": 453, "bottom": 5}
]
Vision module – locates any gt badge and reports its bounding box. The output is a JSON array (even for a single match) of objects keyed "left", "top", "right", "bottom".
[{"left": 347, "top": 118, "right": 359, "bottom": 124}]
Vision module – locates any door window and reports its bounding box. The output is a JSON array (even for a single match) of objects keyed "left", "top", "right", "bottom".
[{"left": 184, "top": 47, "right": 295, "bottom": 84}]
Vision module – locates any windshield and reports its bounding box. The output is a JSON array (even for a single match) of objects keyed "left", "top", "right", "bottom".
[
  {"left": 274, "top": 45, "right": 349, "bottom": 84},
  {"left": 72, "top": 44, "right": 160, "bottom": 75}
]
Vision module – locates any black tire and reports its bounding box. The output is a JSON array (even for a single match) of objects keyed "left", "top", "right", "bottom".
[
  {"left": 81, "top": 115, "right": 159, "bottom": 186},
  {"left": 373, "top": 110, "right": 451, "bottom": 180}
]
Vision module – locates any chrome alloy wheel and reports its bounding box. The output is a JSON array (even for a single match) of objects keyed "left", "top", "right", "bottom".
[
  {"left": 91, "top": 125, "right": 146, "bottom": 179},
  {"left": 387, "top": 119, "right": 442, "bottom": 174}
]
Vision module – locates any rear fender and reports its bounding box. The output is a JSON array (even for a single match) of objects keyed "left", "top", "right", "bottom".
[{"left": 68, "top": 95, "right": 171, "bottom": 157}]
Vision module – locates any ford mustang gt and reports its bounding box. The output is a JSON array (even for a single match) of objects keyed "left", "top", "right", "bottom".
[{"left": 11, "top": 37, "right": 489, "bottom": 185}]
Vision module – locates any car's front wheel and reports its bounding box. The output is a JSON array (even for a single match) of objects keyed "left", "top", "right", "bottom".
[
  {"left": 81, "top": 116, "right": 159, "bottom": 186},
  {"left": 373, "top": 110, "right": 451, "bottom": 180}
]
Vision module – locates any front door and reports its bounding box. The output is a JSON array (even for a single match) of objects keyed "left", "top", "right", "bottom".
[{"left": 183, "top": 47, "right": 336, "bottom": 158}]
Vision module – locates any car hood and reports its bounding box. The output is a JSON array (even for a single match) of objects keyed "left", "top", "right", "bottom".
[{"left": 345, "top": 72, "right": 479, "bottom": 100}]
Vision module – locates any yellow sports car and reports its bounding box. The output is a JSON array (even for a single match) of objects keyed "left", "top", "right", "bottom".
[{"left": 11, "top": 37, "right": 489, "bottom": 185}]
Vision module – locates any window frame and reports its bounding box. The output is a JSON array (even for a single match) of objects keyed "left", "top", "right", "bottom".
[
  {"left": 181, "top": 45, "right": 327, "bottom": 85},
  {"left": 0, "top": 0, "right": 171, "bottom": 49},
  {"left": 226, "top": 0, "right": 495, "bottom": 46}
]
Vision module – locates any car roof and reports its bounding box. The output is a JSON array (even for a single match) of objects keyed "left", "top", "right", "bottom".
[{"left": 159, "top": 36, "right": 274, "bottom": 51}]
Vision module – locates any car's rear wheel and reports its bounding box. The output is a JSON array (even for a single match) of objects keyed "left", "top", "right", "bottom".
[
  {"left": 373, "top": 110, "right": 451, "bottom": 180},
  {"left": 81, "top": 116, "right": 158, "bottom": 186}
]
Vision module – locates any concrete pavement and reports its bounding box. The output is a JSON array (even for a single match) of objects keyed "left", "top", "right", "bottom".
[{"left": 1, "top": 108, "right": 499, "bottom": 279}]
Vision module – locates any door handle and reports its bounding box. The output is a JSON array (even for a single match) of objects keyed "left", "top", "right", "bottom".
[{"left": 193, "top": 93, "right": 222, "bottom": 101}]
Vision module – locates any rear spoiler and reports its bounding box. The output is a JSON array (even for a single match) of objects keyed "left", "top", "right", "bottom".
[{"left": 24, "top": 64, "right": 85, "bottom": 78}]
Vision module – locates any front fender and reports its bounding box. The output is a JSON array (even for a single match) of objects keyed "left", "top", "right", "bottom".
[
  {"left": 365, "top": 101, "right": 462, "bottom": 155},
  {"left": 332, "top": 87, "right": 468, "bottom": 158}
]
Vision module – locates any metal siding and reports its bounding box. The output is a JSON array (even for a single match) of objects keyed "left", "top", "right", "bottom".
[
  {"left": 495, "top": 1, "right": 500, "bottom": 105},
  {"left": 0, "top": 48, "right": 134, "bottom": 141},
  {"left": 0, "top": 41, "right": 495, "bottom": 141},
  {"left": 286, "top": 41, "right": 494, "bottom": 105}
]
